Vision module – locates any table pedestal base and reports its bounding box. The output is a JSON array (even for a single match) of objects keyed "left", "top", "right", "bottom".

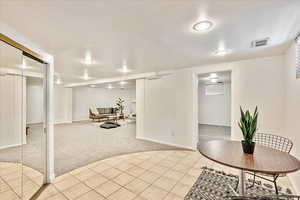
[{"left": 239, "top": 170, "right": 245, "bottom": 196}]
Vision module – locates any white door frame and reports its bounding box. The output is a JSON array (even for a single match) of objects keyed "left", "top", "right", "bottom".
[
  {"left": 191, "top": 65, "right": 234, "bottom": 149},
  {"left": 45, "top": 61, "right": 55, "bottom": 183}
]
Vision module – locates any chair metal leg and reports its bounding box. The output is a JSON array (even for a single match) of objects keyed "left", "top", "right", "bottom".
[
  {"left": 273, "top": 175, "right": 279, "bottom": 195},
  {"left": 239, "top": 170, "right": 245, "bottom": 195},
  {"left": 253, "top": 173, "right": 256, "bottom": 186},
  {"left": 274, "top": 181, "right": 278, "bottom": 195}
]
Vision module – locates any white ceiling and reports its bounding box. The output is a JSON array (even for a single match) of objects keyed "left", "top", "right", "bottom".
[
  {"left": 79, "top": 79, "right": 136, "bottom": 90},
  {"left": 1, "top": 0, "right": 300, "bottom": 85}
]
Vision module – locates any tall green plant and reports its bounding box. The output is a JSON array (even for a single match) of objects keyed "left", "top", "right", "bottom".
[
  {"left": 238, "top": 106, "right": 258, "bottom": 144},
  {"left": 115, "top": 98, "right": 125, "bottom": 115}
]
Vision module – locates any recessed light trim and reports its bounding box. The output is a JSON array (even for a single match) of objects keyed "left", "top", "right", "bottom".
[{"left": 193, "top": 21, "right": 213, "bottom": 32}]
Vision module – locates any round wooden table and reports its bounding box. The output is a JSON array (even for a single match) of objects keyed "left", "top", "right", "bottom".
[{"left": 198, "top": 140, "right": 300, "bottom": 195}]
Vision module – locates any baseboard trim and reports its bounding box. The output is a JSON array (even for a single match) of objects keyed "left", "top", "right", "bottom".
[
  {"left": 27, "top": 121, "right": 73, "bottom": 125},
  {"left": 54, "top": 121, "right": 72, "bottom": 125},
  {"left": 27, "top": 122, "right": 43, "bottom": 125},
  {"left": 0, "top": 143, "right": 21, "bottom": 150},
  {"left": 72, "top": 119, "right": 89, "bottom": 122},
  {"left": 198, "top": 123, "right": 231, "bottom": 127},
  {"left": 48, "top": 172, "right": 56, "bottom": 183},
  {"left": 136, "top": 136, "right": 195, "bottom": 150}
]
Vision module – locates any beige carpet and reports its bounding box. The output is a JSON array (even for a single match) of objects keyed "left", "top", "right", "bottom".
[{"left": 0, "top": 121, "right": 181, "bottom": 176}]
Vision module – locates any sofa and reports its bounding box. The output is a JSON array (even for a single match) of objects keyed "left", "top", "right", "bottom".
[{"left": 89, "top": 107, "right": 117, "bottom": 122}]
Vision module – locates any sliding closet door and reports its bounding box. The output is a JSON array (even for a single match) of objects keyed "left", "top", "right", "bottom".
[
  {"left": 0, "top": 39, "right": 46, "bottom": 199},
  {"left": 22, "top": 55, "right": 46, "bottom": 199},
  {"left": 0, "top": 41, "right": 24, "bottom": 199}
]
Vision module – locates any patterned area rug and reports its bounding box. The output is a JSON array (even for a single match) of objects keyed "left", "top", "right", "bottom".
[{"left": 185, "top": 167, "right": 293, "bottom": 200}]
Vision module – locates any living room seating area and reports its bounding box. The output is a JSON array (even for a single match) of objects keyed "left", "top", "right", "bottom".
[{"left": 89, "top": 107, "right": 118, "bottom": 122}]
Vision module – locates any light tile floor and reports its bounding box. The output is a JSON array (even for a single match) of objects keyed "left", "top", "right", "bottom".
[
  {"left": 2, "top": 150, "right": 294, "bottom": 200},
  {"left": 0, "top": 162, "right": 44, "bottom": 200},
  {"left": 40, "top": 150, "right": 295, "bottom": 200}
]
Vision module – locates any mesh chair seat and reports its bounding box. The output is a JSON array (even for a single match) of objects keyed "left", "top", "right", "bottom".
[{"left": 248, "top": 133, "right": 293, "bottom": 195}]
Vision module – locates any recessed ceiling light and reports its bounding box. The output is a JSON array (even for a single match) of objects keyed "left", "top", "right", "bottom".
[
  {"left": 107, "top": 84, "right": 113, "bottom": 89},
  {"left": 193, "top": 21, "right": 213, "bottom": 32},
  {"left": 210, "top": 78, "right": 218, "bottom": 83},
  {"left": 117, "top": 64, "right": 132, "bottom": 73},
  {"left": 83, "top": 70, "right": 90, "bottom": 80},
  {"left": 81, "top": 53, "right": 95, "bottom": 65},
  {"left": 122, "top": 64, "right": 129, "bottom": 73},
  {"left": 214, "top": 49, "right": 230, "bottom": 56},
  {"left": 56, "top": 78, "right": 61, "bottom": 85},
  {"left": 119, "top": 81, "right": 127, "bottom": 85},
  {"left": 90, "top": 85, "right": 96, "bottom": 88},
  {"left": 209, "top": 73, "right": 218, "bottom": 79},
  {"left": 84, "top": 54, "right": 92, "bottom": 65}
]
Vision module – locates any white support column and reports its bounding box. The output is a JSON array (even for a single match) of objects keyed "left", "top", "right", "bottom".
[
  {"left": 239, "top": 170, "right": 245, "bottom": 195},
  {"left": 46, "top": 59, "right": 55, "bottom": 183}
]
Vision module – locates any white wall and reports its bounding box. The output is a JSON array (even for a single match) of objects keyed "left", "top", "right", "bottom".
[
  {"left": 54, "top": 87, "right": 72, "bottom": 124},
  {"left": 27, "top": 78, "right": 44, "bottom": 124},
  {"left": 0, "top": 75, "right": 26, "bottom": 149},
  {"left": 136, "top": 55, "right": 286, "bottom": 150},
  {"left": 198, "top": 83, "right": 231, "bottom": 126},
  {"left": 27, "top": 82, "right": 73, "bottom": 124},
  {"left": 230, "top": 56, "right": 285, "bottom": 140},
  {"left": 136, "top": 71, "right": 195, "bottom": 149},
  {"left": 284, "top": 42, "right": 300, "bottom": 193},
  {"left": 136, "top": 48, "right": 300, "bottom": 192},
  {"left": 72, "top": 87, "right": 136, "bottom": 121}
]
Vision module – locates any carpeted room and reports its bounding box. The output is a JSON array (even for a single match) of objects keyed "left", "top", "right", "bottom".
[{"left": 19, "top": 79, "right": 179, "bottom": 176}]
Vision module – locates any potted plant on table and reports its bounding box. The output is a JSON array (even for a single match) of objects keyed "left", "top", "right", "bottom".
[{"left": 238, "top": 106, "right": 258, "bottom": 154}]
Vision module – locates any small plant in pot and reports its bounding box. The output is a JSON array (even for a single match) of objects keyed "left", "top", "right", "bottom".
[
  {"left": 238, "top": 106, "right": 258, "bottom": 154},
  {"left": 115, "top": 98, "right": 125, "bottom": 116}
]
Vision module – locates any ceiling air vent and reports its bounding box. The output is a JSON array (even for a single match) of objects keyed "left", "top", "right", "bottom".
[{"left": 251, "top": 38, "right": 270, "bottom": 48}]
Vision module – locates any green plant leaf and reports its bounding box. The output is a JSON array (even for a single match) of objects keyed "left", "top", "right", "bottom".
[{"left": 238, "top": 106, "right": 259, "bottom": 143}]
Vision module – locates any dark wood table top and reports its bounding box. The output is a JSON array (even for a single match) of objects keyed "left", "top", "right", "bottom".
[{"left": 198, "top": 140, "right": 300, "bottom": 174}]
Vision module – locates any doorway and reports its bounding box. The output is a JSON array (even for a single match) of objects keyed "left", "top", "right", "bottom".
[{"left": 197, "top": 71, "right": 232, "bottom": 142}]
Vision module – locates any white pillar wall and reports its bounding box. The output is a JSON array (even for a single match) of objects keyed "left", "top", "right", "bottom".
[{"left": 46, "top": 60, "right": 55, "bottom": 182}]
